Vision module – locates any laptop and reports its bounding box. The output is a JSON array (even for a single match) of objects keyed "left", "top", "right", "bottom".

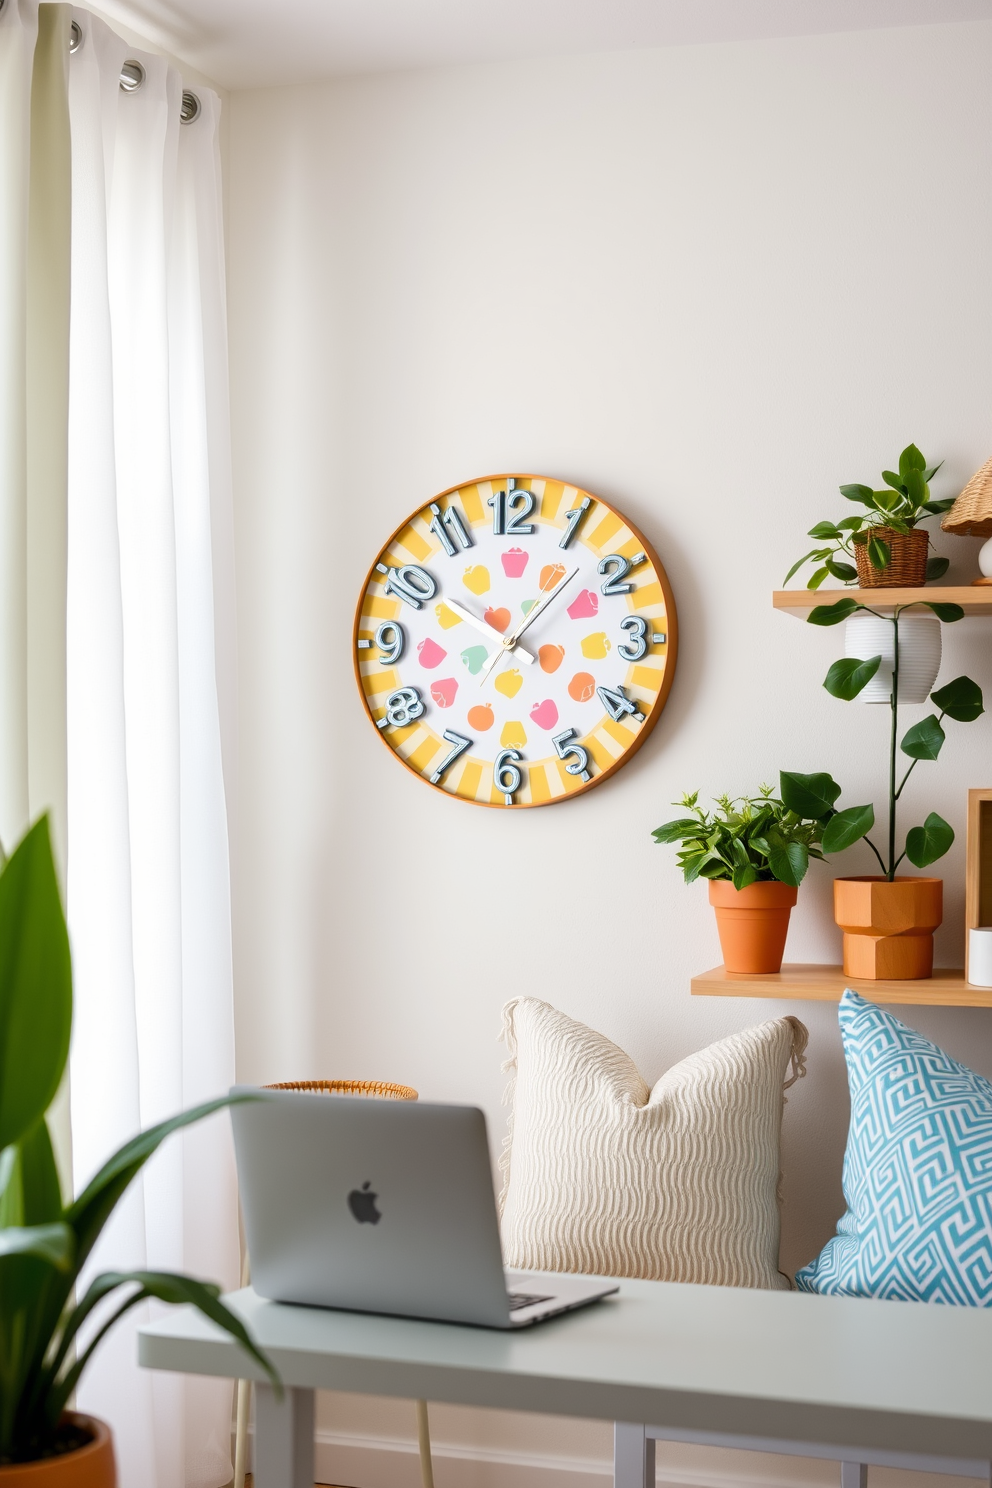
[{"left": 230, "top": 1088, "right": 619, "bottom": 1329}]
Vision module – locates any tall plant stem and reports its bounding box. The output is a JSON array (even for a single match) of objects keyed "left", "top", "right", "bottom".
[{"left": 887, "top": 612, "right": 900, "bottom": 881}]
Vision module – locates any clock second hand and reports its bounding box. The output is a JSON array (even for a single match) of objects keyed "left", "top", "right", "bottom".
[{"left": 478, "top": 567, "right": 579, "bottom": 686}]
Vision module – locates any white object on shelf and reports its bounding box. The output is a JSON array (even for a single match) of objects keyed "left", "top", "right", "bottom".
[
  {"left": 968, "top": 928, "right": 992, "bottom": 987},
  {"left": 844, "top": 611, "right": 941, "bottom": 704},
  {"left": 979, "top": 536, "right": 992, "bottom": 578}
]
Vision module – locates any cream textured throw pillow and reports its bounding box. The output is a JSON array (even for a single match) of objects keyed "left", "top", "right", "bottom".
[{"left": 498, "top": 999, "right": 807, "bottom": 1289}]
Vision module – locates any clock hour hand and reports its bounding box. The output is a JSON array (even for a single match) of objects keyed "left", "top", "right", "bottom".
[
  {"left": 441, "top": 597, "right": 535, "bottom": 664},
  {"left": 478, "top": 567, "right": 579, "bottom": 685}
]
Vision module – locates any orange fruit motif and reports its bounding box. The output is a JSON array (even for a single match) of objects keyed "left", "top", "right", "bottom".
[
  {"left": 485, "top": 606, "right": 511, "bottom": 632},
  {"left": 467, "top": 704, "right": 494, "bottom": 731},
  {"left": 539, "top": 562, "right": 567, "bottom": 591},
  {"left": 568, "top": 671, "right": 596, "bottom": 703},
  {"left": 539, "top": 644, "right": 565, "bottom": 673}
]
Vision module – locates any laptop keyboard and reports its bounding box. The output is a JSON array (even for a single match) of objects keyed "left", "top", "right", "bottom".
[{"left": 508, "top": 1291, "right": 553, "bottom": 1311}]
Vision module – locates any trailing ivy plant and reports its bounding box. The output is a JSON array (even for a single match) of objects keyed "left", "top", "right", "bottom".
[
  {"left": 652, "top": 783, "right": 831, "bottom": 889},
  {"left": 796, "top": 596, "right": 984, "bottom": 879},
  {"left": 0, "top": 817, "right": 279, "bottom": 1464},
  {"left": 785, "top": 443, "right": 954, "bottom": 590}
]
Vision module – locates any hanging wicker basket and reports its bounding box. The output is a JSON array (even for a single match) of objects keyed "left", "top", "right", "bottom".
[
  {"left": 941, "top": 456, "right": 992, "bottom": 537},
  {"left": 264, "top": 1078, "right": 418, "bottom": 1099},
  {"left": 852, "top": 526, "right": 928, "bottom": 587}
]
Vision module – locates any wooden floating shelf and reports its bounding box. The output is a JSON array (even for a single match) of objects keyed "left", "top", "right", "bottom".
[
  {"left": 690, "top": 964, "right": 992, "bottom": 1007},
  {"left": 773, "top": 586, "right": 992, "bottom": 618}
]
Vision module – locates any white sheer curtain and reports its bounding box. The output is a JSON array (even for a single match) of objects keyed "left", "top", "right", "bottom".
[{"left": 65, "top": 11, "right": 239, "bottom": 1488}]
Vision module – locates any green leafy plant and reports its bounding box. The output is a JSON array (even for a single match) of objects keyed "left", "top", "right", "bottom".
[
  {"left": 785, "top": 443, "right": 954, "bottom": 590},
  {"left": 652, "top": 782, "right": 830, "bottom": 889},
  {"left": 0, "top": 817, "right": 278, "bottom": 1463},
  {"left": 796, "top": 597, "right": 984, "bottom": 878}
]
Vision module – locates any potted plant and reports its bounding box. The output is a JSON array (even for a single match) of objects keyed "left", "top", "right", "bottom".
[
  {"left": 0, "top": 817, "right": 278, "bottom": 1480},
  {"left": 652, "top": 782, "right": 831, "bottom": 973},
  {"left": 784, "top": 443, "right": 954, "bottom": 590},
  {"left": 798, "top": 594, "right": 984, "bottom": 977}
]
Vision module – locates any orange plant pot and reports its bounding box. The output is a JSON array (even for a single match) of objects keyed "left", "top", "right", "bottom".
[
  {"left": 0, "top": 1416, "right": 115, "bottom": 1488},
  {"left": 709, "top": 880, "right": 798, "bottom": 974},
  {"left": 833, "top": 876, "right": 943, "bottom": 980}
]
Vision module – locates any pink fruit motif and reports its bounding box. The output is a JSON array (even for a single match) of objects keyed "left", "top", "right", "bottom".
[
  {"left": 467, "top": 704, "right": 494, "bottom": 731},
  {"left": 567, "top": 589, "right": 599, "bottom": 620},
  {"left": 417, "top": 637, "right": 447, "bottom": 668},
  {"left": 539, "top": 644, "right": 565, "bottom": 673},
  {"left": 539, "top": 562, "right": 567, "bottom": 591},
  {"left": 530, "top": 699, "right": 559, "bottom": 731},
  {"left": 430, "top": 677, "right": 458, "bottom": 708},
  {"left": 485, "top": 606, "right": 511, "bottom": 633},
  {"left": 568, "top": 671, "right": 596, "bottom": 703},
  {"left": 501, "top": 548, "right": 529, "bottom": 578}
]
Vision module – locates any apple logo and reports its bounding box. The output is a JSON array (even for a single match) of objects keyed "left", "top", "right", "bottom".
[{"left": 347, "top": 1180, "right": 381, "bottom": 1225}]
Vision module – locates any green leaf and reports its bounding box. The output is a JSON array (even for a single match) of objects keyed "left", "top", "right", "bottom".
[
  {"left": 807, "top": 597, "right": 861, "bottom": 626},
  {"left": 900, "top": 443, "right": 927, "bottom": 475},
  {"left": 783, "top": 550, "right": 821, "bottom": 585},
  {"left": 807, "top": 565, "right": 830, "bottom": 590},
  {"left": 651, "top": 819, "right": 700, "bottom": 844},
  {"left": 731, "top": 861, "right": 758, "bottom": 891},
  {"left": 867, "top": 535, "right": 891, "bottom": 570},
  {"left": 0, "top": 1222, "right": 74, "bottom": 1271},
  {"left": 923, "top": 461, "right": 944, "bottom": 481},
  {"left": 825, "top": 558, "right": 858, "bottom": 582},
  {"left": 926, "top": 556, "right": 950, "bottom": 581},
  {"left": 823, "top": 654, "right": 882, "bottom": 700},
  {"left": 0, "top": 1120, "right": 63, "bottom": 1230},
  {"left": 807, "top": 522, "right": 842, "bottom": 539},
  {"left": 821, "top": 804, "right": 875, "bottom": 854},
  {"left": 924, "top": 602, "right": 964, "bottom": 622},
  {"left": 905, "top": 812, "right": 954, "bottom": 867},
  {"left": 931, "top": 674, "right": 984, "bottom": 722},
  {"left": 881, "top": 470, "right": 905, "bottom": 493},
  {"left": 900, "top": 713, "right": 945, "bottom": 761},
  {"left": 839, "top": 483, "right": 876, "bottom": 505},
  {"left": 0, "top": 819, "right": 71, "bottom": 1151},
  {"left": 65, "top": 1094, "right": 261, "bottom": 1275},
  {"left": 902, "top": 467, "right": 927, "bottom": 505},
  {"left": 870, "top": 489, "right": 901, "bottom": 513},
  {"left": 779, "top": 770, "right": 841, "bottom": 819},
  {"left": 836, "top": 516, "right": 865, "bottom": 532},
  {"left": 923, "top": 499, "right": 955, "bottom": 515},
  {"left": 769, "top": 840, "right": 808, "bottom": 887}
]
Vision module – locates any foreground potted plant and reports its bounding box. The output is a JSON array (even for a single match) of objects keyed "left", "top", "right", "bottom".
[
  {"left": 799, "top": 594, "right": 984, "bottom": 977},
  {"left": 652, "top": 782, "right": 831, "bottom": 973},
  {"left": 785, "top": 443, "right": 954, "bottom": 590},
  {"left": 0, "top": 817, "right": 278, "bottom": 1479}
]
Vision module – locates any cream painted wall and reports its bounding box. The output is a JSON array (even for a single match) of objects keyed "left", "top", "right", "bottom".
[{"left": 226, "top": 20, "right": 992, "bottom": 1482}]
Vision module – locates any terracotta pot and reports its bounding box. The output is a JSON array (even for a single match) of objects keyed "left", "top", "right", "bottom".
[
  {"left": 852, "top": 526, "right": 928, "bottom": 587},
  {"left": 0, "top": 1416, "right": 115, "bottom": 1488},
  {"left": 709, "top": 880, "right": 798, "bottom": 974},
  {"left": 834, "top": 876, "right": 943, "bottom": 980}
]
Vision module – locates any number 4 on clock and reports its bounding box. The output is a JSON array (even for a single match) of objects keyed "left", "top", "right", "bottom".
[{"left": 596, "top": 684, "right": 644, "bottom": 723}]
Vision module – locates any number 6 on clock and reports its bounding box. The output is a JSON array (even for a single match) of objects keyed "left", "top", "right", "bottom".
[
  {"left": 494, "top": 748, "right": 523, "bottom": 805},
  {"left": 552, "top": 728, "right": 590, "bottom": 782}
]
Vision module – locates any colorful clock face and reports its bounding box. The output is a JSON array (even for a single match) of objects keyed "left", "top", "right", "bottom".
[{"left": 354, "top": 476, "right": 678, "bottom": 807}]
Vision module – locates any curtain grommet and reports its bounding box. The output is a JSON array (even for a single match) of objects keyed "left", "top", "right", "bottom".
[
  {"left": 120, "top": 59, "right": 144, "bottom": 92},
  {"left": 69, "top": 20, "right": 82, "bottom": 52},
  {"left": 181, "top": 90, "right": 200, "bottom": 124}
]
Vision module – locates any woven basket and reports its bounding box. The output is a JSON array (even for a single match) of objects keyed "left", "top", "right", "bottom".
[
  {"left": 942, "top": 456, "right": 992, "bottom": 537},
  {"left": 853, "top": 526, "right": 928, "bottom": 587},
  {"left": 264, "top": 1079, "right": 418, "bottom": 1100}
]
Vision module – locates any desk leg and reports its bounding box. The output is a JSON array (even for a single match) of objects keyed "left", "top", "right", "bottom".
[
  {"left": 615, "top": 1422, "right": 655, "bottom": 1488},
  {"left": 255, "top": 1383, "right": 314, "bottom": 1488}
]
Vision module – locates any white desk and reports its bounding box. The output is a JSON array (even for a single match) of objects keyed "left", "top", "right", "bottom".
[{"left": 139, "top": 1281, "right": 992, "bottom": 1488}]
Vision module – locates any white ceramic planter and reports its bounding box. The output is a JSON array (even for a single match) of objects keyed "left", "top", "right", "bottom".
[
  {"left": 979, "top": 535, "right": 992, "bottom": 579},
  {"left": 844, "top": 612, "right": 941, "bottom": 704}
]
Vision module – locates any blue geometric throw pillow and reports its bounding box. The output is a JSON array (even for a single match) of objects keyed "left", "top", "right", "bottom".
[{"left": 796, "top": 989, "right": 992, "bottom": 1305}]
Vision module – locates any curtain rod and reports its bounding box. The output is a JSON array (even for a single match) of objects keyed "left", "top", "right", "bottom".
[{"left": 66, "top": 17, "right": 200, "bottom": 123}]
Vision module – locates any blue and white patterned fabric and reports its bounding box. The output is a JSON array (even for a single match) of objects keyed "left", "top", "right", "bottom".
[{"left": 796, "top": 989, "right": 992, "bottom": 1305}]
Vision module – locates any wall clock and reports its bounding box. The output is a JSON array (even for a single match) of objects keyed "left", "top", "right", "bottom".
[{"left": 354, "top": 475, "right": 678, "bottom": 807}]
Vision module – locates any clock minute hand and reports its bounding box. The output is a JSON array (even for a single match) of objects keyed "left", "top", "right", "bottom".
[
  {"left": 478, "top": 567, "right": 579, "bottom": 686},
  {"left": 441, "top": 597, "right": 535, "bottom": 664}
]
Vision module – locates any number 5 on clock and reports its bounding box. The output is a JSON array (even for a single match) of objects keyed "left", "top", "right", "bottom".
[{"left": 552, "top": 728, "right": 590, "bottom": 783}]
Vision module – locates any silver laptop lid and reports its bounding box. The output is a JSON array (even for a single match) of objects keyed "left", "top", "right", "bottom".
[{"left": 231, "top": 1089, "right": 513, "bottom": 1328}]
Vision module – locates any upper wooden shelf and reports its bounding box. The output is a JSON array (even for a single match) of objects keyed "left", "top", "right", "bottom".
[
  {"left": 691, "top": 963, "right": 990, "bottom": 1007},
  {"left": 773, "top": 586, "right": 992, "bottom": 618}
]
